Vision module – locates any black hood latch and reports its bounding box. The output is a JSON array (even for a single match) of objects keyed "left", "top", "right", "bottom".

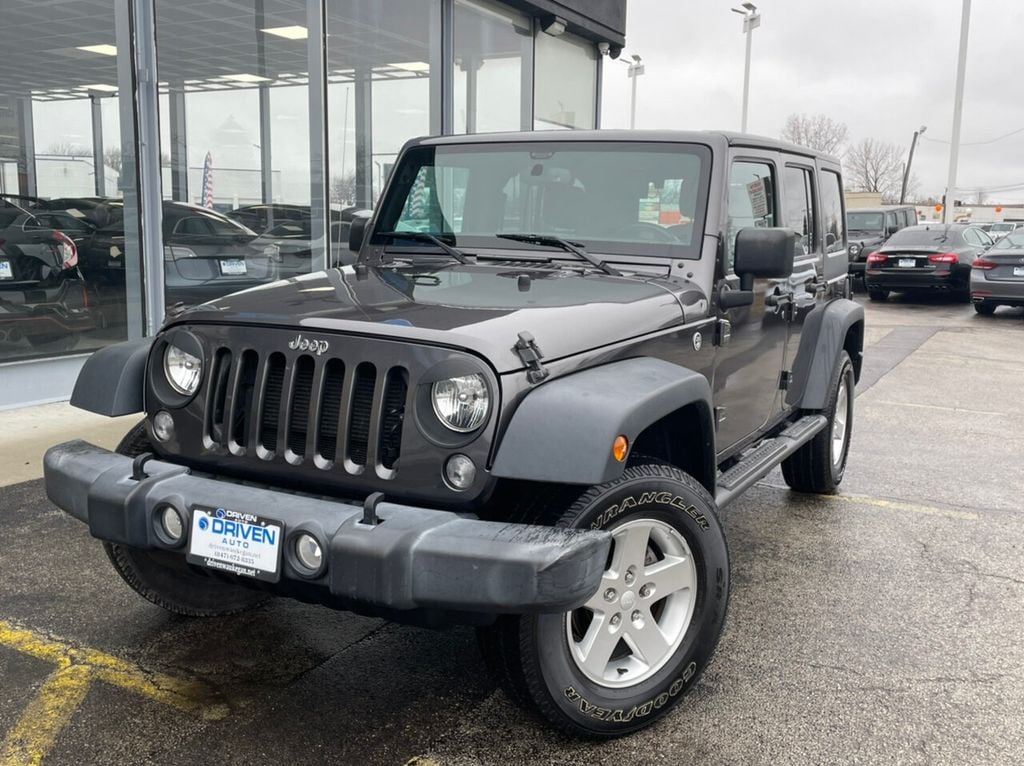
[{"left": 514, "top": 332, "right": 550, "bottom": 384}]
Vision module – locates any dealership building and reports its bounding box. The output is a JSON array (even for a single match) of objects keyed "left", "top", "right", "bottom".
[{"left": 0, "top": 0, "right": 626, "bottom": 408}]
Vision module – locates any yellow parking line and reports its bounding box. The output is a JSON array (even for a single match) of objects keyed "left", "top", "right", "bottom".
[
  {"left": 0, "top": 620, "right": 228, "bottom": 766},
  {"left": 759, "top": 484, "right": 978, "bottom": 521},
  {"left": 1, "top": 665, "right": 92, "bottom": 766}
]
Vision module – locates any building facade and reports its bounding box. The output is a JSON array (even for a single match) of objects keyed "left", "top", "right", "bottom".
[{"left": 0, "top": 0, "right": 626, "bottom": 408}]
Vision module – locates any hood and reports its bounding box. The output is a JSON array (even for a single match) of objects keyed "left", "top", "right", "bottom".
[
  {"left": 848, "top": 233, "right": 884, "bottom": 247},
  {"left": 175, "top": 262, "right": 699, "bottom": 373}
]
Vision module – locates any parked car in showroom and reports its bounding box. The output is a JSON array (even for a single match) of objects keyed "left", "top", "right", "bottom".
[
  {"left": 0, "top": 202, "right": 95, "bottom": 351},
  {"left": 864, "top": 223, "right": 993, "bottom": 301},
  {"left": 845, "top": 205, "right": 917, "bottom": 282},
  {"left": 970, "top": 229, "right": 1024, "bottom": 315},
  {"left": 224, "top": 203, "right": 315, "bottom": 235},
  {"left": 251, "top": 209, "right": 371, "bottom": 277},
  {"left": 79, "top": 201, "right": 279, "bottom": 322},
  {"left": 45, "top": 130, "right": 863, "bottom": 738}
]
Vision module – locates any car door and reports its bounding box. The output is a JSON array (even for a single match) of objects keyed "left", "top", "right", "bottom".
[
  {"left": 712, "top": 152, "right": 793, "bottom": 455},
  {"left": 779, "top": 160, "right": 826, "bottom": 402}
]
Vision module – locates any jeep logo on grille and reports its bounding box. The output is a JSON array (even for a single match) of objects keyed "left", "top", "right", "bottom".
[{"left": 288, "top": 334, "right": 330, "bottom": 355}]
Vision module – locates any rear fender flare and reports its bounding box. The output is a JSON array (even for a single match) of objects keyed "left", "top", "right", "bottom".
[
  {"left": 787, "top": 298, "right": 864, "bottom": 411},
  {"left": 492, "top": 358, "right": 714, "bottom": 486}
]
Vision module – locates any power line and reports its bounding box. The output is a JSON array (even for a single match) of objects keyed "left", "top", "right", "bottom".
[{"left": 921, "top": 126, "right": 1024, "bottom": 146}]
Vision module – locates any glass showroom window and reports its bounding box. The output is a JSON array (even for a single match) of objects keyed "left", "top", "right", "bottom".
[
  {"left": 534, "top": 30, "right": 598, "bottom": 130},
  {"left": 153, "top": 0, "right": 321, "bottom": 308},
  {"left": 454, "top": 0, "right": 532, "bottom": 134},
  {"left": 327, "top": 1, "right": 439, "bottom": 213},
  {"left": 0, "top": 0, "right": 135, "bottom": 364}
]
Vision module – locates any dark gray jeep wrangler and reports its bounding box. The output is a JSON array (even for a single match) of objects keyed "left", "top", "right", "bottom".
[{"left": 44, "top": 131, "right": 863, "bottom": 738}]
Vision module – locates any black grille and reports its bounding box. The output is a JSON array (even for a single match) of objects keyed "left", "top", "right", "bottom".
[
  {"left": 203, "top": 347, "right": 407, "bottom": 478},
  {"left": 259, "top": 353, "right": 286, "bottom": 451},
  {"left": 287, "top": 356, "right": 315, "bottom": 457},
  {"left": 316, "top": 359, "right": 345, "bottom": 462},
  {"left": 347, "top": 363, "right": 376, "bottom": 467}
]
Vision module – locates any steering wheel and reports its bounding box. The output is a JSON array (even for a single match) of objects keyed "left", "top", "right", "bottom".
[{"left": 612, "top": 222, "right": 679, "bottom": 243}]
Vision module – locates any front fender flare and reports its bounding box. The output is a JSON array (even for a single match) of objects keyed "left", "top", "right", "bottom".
[
  {"left": 787, "top": 298, "right": 864, "bottom": 411},
  {"left": 69, "top": 337, "right": 153, "bottom": 416},
  {"left": 492, "top": 358, "right": 713, "bottom": 486}
]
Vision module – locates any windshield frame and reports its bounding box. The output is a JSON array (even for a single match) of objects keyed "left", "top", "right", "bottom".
[{"left": 370, "top": 140, "right": 714, "bottom": 261}]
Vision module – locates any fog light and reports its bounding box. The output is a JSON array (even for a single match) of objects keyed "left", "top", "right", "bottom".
[
  {"left": 445, "top": 454, "right": 476, "bottom": 491},
  {"left": 153, "top": 411, "right": 174, "bottom": 443},
  {"left": 159, "top": 505, "right": 183, "bottom": 542},
  {"left": 294, "top": 533, "right": 323, "bottom": 572}
]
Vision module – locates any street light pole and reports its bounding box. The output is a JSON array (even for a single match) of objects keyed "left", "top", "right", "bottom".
[
  {"left": 944, "top": 0, "right": 971, "bottom": 224},
  {"left": 732, "top": 3, "right": 760, "bottom": 133},
  {"left": 626, "top": 54, "right": 644, "bottom": 129},
  {"left": 900, "top": 125, "right": 926, "bottom": 205}
]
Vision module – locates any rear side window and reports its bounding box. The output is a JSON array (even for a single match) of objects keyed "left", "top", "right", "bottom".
[
  {"left": 727, "top": 160, "right": 777, "bottom": 271},
  {"left": 783, "top": 165, "right": 817, "bottom": 257},
  {"left": 820, "top": 170, "right": 845, "bottom": 253}
]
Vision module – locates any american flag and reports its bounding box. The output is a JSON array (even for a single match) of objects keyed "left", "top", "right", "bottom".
[{"left": 200, "top": 152, "right": 214, "bottom": 208}]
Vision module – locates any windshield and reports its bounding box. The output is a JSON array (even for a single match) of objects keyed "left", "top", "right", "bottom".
[
  {"left": 372, "top": 141, "right": 712, "bottom": 259},
  {"left": 990, "top": 223, "right": 1015, "bottom": 232},
  {"left": 847, "top": 212, "right": 884, "bottom": 231},
  {"left": 885, "top": 225, "right": 960, "bottom": 246}
]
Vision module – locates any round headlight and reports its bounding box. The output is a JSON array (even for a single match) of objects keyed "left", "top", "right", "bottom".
[
  {"left": 164, "top": 343, "right": 203, "bottom": 396},
  {"left": 431, "top": 374, "right": 489, "bottom": 432},
  {"left": 848, "top": 243, "right": 862, "bottom": 256}
]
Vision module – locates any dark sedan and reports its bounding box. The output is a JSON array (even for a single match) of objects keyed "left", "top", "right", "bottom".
[
  {"left": 864, "top": 223, "right": 993, "bottom": 302},
  {"left": 970, "top": 230, "right": 1024, "bottom": 315},
  {"left": 0, "top": 204, "right": 95, "bottom": 350},
  {"left": 79, "top": 202, "right": 279, "bottom": 320}
]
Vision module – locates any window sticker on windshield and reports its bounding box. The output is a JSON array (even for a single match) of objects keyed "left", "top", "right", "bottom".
[
  {"left": 746, "top": 178, "right": 768, "bottom": 219},
  {"left": 638, "top": 197, "right": 661, "bottom": 224},
  {"left": 66, "top": 208, "right": 85, "bottom": 218}
]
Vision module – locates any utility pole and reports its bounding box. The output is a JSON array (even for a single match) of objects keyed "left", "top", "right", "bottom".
[
  {"left": 732, "top": 3, "right": 760, "bottom": 133},
  {"left": 944, "top": 0, "right": 971, "bottom": 224},
  {"left": 900, "top": 125, "right": 926, "bottom": 204},
  {"left": 626, "top": 55, "right": 644, "bottom": 129}
]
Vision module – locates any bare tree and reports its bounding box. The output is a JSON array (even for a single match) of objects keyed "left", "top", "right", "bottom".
[
  {"left": 330, "top": 174, "right": 357, "bottom": 206},
  {"left": 103, "top": 147, "right": 122, "bottom": 174},
  {"left": 844, "top": 138, "right": 906, "bottom": 202},
  {"left": 46, "top": 141, "right": 90, "bottom": 157},
  {"left": 780, "top": 113, "right": 849, "bottom": 155}
]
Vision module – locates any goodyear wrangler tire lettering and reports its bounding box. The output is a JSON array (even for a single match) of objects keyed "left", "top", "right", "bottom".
[
  {"left": 592, "top": 493, "right": 710, "bottom": 531},
  {"left": 479, "top": 464, "right": 730, "bottom": 737}
]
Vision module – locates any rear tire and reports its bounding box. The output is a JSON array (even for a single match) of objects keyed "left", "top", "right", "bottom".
[
  {"left": 104, "top": 422, "right": 269, "bottom": 617},
  {"left": 867, "top": 288, "right": 889, "bottom": 302},
  {"left": 782, "top": 351, "right": 854, "bottom": 494},
  {"left": 974, "top": 301, "right": 996, "bottom": 315},
  {"left": 477, "top": 464, "right": 729, "bottom": 738}
]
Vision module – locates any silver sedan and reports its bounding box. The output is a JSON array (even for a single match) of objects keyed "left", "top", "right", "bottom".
[{"left": 971, "top": 230, "right": 1024, "bottom": 315}]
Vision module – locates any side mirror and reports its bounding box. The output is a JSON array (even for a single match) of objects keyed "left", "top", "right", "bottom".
[
  {"left": 734, "top": 227, "right": 796, "bottom": 290},
  {"left": 348, "top": 213, "right": 371, "bottom": 252}
]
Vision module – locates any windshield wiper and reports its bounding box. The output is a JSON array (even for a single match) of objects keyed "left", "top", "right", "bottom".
[
  {"left": 495, "top": 233, "right": 621, "bottom": 276},
  {"left": 375, "top": 231, "right": 469, "bottom": 264}
]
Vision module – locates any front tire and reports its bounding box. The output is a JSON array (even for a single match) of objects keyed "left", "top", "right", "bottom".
[
  {"left": 478, "top": 465, "right": 729, "bottom": 738},
  {"left": 867, "top": 288, "right": 889, "bottom": 302},
  {"left": 974, "top": 301, "right": 996, "bottom": 315},
  {"left": 782, "top": 351, "right": 855, "bottom": 494},
  {"left": 104, "top": 422, "right": 269, "bottom": 617}
]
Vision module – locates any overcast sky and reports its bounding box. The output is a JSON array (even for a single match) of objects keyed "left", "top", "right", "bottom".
[{"left": 600, "top": 0, "right": 1024, "bottom": 203}]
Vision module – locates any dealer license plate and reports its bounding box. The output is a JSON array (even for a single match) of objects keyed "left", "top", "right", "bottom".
[
  {"left": 186, "top": 505, "right": 282, "bottom": 582},
  {"left": 898, "top": 258, "right": 916, "bottom": 268},
  {"left": 219, "top": 258, "right": 247, "bottom": 276},
  {"left": 0, "top": 260, "right": 11, "bottom": 280},
  {"left": 1014, "top": 266, "right": 1024, "bottom": 277}
]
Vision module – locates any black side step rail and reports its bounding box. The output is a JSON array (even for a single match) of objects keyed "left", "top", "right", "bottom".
[{"left": 714, "top": 414, "right": 828, "bottom": 508}]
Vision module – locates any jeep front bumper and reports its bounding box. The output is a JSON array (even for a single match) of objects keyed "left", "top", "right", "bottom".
[{"left": 44, "top": 441, "right": 610, "bottom": 616}]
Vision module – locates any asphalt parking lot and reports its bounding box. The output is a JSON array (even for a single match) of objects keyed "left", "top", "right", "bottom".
[{"left": 2, "top": 296, "right": 1022, "bottom": 766}]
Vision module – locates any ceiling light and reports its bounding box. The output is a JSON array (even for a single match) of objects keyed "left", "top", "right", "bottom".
[
  {"left": 77, "top": 44, "right": 117, "bottom": 56},
  {"left": 389, "top": 61, "right": 430, "bottom": 72},
  {"left": 261, "top": 25, "right": 308, "bottom": 40},
  {"left": 220, "top": 73, "right": 273, "bottom": 83},
  {"left": 80, "top": 84, "right": 118, "bottom": 92}
]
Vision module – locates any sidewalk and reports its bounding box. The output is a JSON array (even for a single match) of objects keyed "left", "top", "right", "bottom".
[{"left": 0, "top": 402, "right": 135, "bottom": 487}]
